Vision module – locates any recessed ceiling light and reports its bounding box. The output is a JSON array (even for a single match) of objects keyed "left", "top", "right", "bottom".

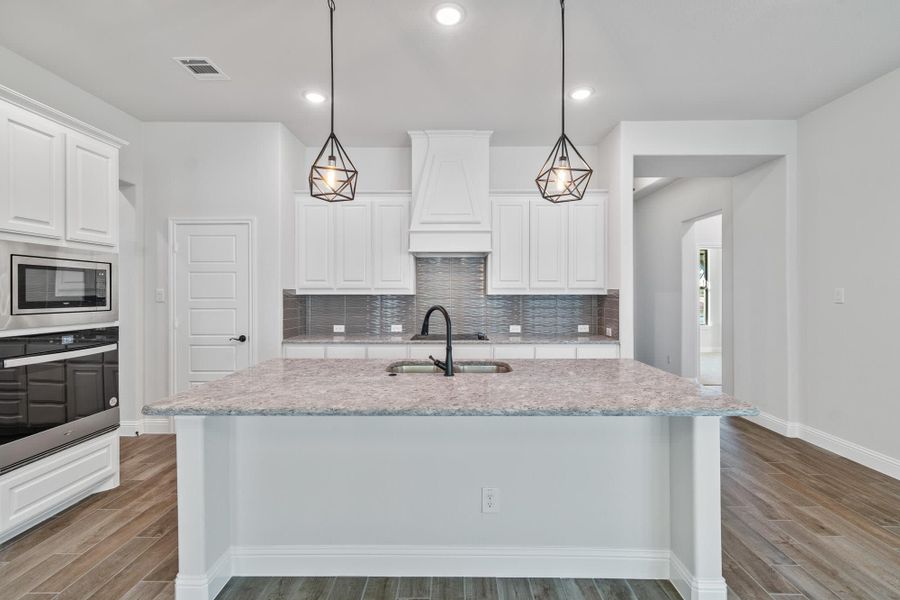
[
  {"left": 304, "top": 91, "right": 326, "bottom": 104},
  {"left": 570, "top": 87, "right": 595, "bottom": 101},
  {"left": 434, "top": 3, "right": 465, "bottom": 26}
]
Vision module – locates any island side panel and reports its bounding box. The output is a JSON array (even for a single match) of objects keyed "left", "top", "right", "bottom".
[
  {"left": 229, "top": 416, "right": 672, "bottom": 578},
  {"left": 175, "top": 416, "right": 233, "bottom": 600},
  {"left": 669, "top": 416, "right": 727, "bottom": 600}
]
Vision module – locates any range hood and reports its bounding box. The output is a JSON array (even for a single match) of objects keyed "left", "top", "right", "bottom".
[{"left": 408, "top": 130, "right": 492, "bottom": 255}]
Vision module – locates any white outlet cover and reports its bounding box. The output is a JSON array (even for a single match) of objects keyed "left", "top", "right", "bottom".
[
  {"left": 391, "top": 324, "right": 403, "bottom": 332},
  {"left": 578, "top": 324, "right": 590, "bottom": 333},
  {"left": 509, "top": 325, "right": 522, "bottom": 333},
  {"left": 481, "top": 487, "right": 500, "bottom": 513},
  {"left": 333, "top": 324, "right": 345, "bottom": 333},
  {"left": 833, "top": 288, "right": 845, "bottom": 304},
  {"left": 155, "top": 288, "right": 165, "bottom": 303}
]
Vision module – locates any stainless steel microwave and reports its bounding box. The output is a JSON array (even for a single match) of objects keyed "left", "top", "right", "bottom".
[{"left": 1, "top": 242, "right": 118, "bottom": 331}]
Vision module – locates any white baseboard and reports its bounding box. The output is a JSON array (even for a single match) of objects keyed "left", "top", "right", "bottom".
[
  {"left": 119, "top": 417, "right": 174, "bottom": 436},
  {"left": 230, "top": 545, "right": 671, "bottom": 579},
  {"left": 175, "top": 549, "right": 231, "bottom": 600},
  {"left": 669, "top": 554, "right": 727, "bottom": 600},
  {"left": 743, "top": 412, "right": 900, "bottom": 480}
]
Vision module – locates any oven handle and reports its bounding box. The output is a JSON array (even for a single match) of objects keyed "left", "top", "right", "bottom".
[{"left": 2, "top": 343, "right": 118, "bottom": 368}]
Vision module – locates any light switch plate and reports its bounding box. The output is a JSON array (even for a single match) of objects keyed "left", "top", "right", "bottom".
[
  {"left": 391, "top": 324, "right": 403, "bottom": 333},
  {"left": 833, "top": 288, "right": 845, "bottom": 304},
  {"left": 605, "top": 327, "right": 613, "bottom": 337},
  {"left": 333, "top": 324, "right": 345, "bottom": 333},
  {"left": 578, "top": 324, "right": 590, "bottom": 333},
  {"left": 155, "top": 288, "right": 165, "bottom": 303},
  {"left": 509, "top": 325, "right": 522, "bottom": 334}
]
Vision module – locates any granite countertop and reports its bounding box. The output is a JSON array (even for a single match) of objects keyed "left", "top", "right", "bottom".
[
  {"left": 143, "top": 358, "right": 756, "bottom": 417},
  {"left": 282, "top": 333, "right": 619, "bottom": 345}
]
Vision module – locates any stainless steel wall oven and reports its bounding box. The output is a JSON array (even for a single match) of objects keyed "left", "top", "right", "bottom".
[{"left": 0, "top": 327, "right": 119, "bottom": 473}]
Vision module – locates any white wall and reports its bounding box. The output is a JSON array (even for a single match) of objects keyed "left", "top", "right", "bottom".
[
  {"left": 797, "top": 67, "right": 900, "bottom": 464},
  {"left": 143, "top": 122, "right": 298, "bottom": 408},
  {"left": 732, "top": 159, "right": 791, "bottom": 421}
]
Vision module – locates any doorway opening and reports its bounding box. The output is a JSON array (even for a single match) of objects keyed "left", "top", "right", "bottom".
[{"left": 692, "top": 215, "right": 722, "bottom": 389}]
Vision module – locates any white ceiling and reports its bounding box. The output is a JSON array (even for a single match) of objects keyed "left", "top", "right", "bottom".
[{"left": 1, "top": 0, "right": 899, "bottom": 147}]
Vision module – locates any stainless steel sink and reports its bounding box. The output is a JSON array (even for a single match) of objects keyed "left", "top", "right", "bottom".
[{"left": 386, "top": 361, "right": 512, "bottom": 374}]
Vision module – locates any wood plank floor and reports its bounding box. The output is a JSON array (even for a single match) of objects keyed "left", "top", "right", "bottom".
[{"left": 0, "top": 417, "right": 897, "bottom": 600}]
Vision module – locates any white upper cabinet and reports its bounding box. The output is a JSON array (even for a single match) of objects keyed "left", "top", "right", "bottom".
[
  {"left": 487, "top": 192, "right": 607, "bottom": 295},
  {"left": 488, "top": 198, "right": 529, "bottom": 293},
  {"left": 296, "top": 199, "right": 333, "bottom": 290},
  {"left": 334, "top": 203, "right": 371, "bottom": 289},
  {"left": 296, "top": 194, "right": 415, "bottom": 295},
  {"left": 530, "top": 200, "right": 568, "bottom": 291},
  {"left": 0, "top": 103, "right": 66, "bottom": 239},
  {"left": 373, "top": 199, "right": 413, "bottom": 292},
  {"left": 0, "top": 93, "right": 123, "bottom": 250},
  {"left": 65, "top": 132, "right": 118, "bottom": 246},
  {"left": 567, "top": 196, "right": 606, "bottom": 291}
]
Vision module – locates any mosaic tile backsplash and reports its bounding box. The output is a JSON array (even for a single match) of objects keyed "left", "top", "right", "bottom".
[{"left": 283, "top": 257, "right": 619, "bottom": 339}]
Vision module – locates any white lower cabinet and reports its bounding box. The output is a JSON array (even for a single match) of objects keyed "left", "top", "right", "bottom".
[
  {"left": 0, "top": 430, "right": 119, "bottom": 543},
  {"left": 325, "top": 345, "right": 367, "bottom": 359},
  {"left": 284, "top": 342, "right": 620, "bottom": 360},
  {"left": 534, "top": 344, "right": 577, "bottom": 359},
  {"left": 492, "top": 344, "right": 537, "bottom": 359},
  {"left": 366, "top": 345, "right": 409, "bottom": 359}
]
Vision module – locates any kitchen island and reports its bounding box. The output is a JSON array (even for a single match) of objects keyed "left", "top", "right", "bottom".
[{"left": 144, "top": 359, "right": 756, "bottom": 600}]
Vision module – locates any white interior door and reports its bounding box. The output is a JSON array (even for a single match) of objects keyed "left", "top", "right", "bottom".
[{"left": 173, "top": 222, "right": 252, "bottom": 392}]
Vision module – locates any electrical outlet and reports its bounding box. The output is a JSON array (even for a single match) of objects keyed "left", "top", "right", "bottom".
[
  {"left": 833, "top": 288, "right": 845, "bottom": 304},
  {"left": 578, "top": 324, "right": 590, "bottom": 333},
  {"left": 482, "top": 487, "right": 500, "bottom": 513},
  {"left": 333, "top": 324, "right": 345, "bottom": 333},
  {"left": 391, "top": 324, "right": 403, "bottom": 333},
  {"left": 605, "top": 327, "right": 613, "bottom": 337},
  {"left": 509, "top": 324, "right": 522, "bottom": 334},
  {"left": 155, "top": 288, "right": 165, "bottom": 303}
]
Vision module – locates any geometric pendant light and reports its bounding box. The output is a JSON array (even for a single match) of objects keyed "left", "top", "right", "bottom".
[
  {"left": 309, "top": 0, "right": 358, "bottom": 202},
  {"left": 535, "top": 0, "right": 592, "bottom": 203}
]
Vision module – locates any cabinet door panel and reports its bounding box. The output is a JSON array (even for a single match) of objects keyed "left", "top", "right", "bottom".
[
  {"left": 296, "top": 200, "right": 333, "bottom": 290},
  {"left": 488, "top": 199, "right": 529, "bottom": 293},
  {"left": 0, "top": 104, "right": 65, "bottom": 239},
  {"left": 568, "top": 198, "right": 606, "bottom": 290},
  {"left": 373, "top": 200, "right": 412, "bottom": 292},
  {"left": 529, "top": 201, "right": 567, "bottom": 291},
  {"left": 334, "top": 203, "right": 371, "bottom": 289},
  {"left": 66, "top": 133, "right": 118, "bottom": 246}
]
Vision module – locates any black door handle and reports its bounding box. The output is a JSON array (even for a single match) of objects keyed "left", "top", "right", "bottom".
[{"left": 229, "top": 335, "right": 247, "bottom": 342}]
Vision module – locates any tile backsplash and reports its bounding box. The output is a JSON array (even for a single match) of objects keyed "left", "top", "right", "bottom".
[{"left": 284, "top": 257, "right": 619, "bottom": 339}]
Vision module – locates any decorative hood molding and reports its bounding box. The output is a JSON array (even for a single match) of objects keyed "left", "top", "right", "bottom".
[{"left": 408, "top": 130, "right": 492, "bottom": 255}]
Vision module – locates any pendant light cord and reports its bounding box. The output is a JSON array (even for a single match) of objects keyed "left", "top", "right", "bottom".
[
  {"left": 328, "top": 0, "right": 336, "bottom": 136},
  {"left": 560, "top": 0, "right": 565, "bottom": 137}
]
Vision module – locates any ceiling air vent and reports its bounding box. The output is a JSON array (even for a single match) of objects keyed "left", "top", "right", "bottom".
[{"left": 173, "top": 57, "right": 230, "bottom": 80}]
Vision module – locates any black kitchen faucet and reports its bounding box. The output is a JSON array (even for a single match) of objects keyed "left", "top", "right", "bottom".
[{"left": 421, "top": 305, "right": 454, "bottom": 376}]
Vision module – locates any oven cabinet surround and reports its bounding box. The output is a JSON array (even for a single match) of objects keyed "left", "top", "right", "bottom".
[
  {"left": 0, "top": 93, "right": 123, "bottom": 250},
  {"left": 295, "top": 194, "right": 415, "bottom": 294},
  {"left": 0, "top": 429, "right": 119, "bottom": 544},
  {"left": 488, "top": 192, "right": 607, "bottom": 294},
  {"left": 172, "top": 416, "right": 723, "bottom": 600},
  {"left": 282, "top": 342, "right": 620, "bottom": 360}
]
